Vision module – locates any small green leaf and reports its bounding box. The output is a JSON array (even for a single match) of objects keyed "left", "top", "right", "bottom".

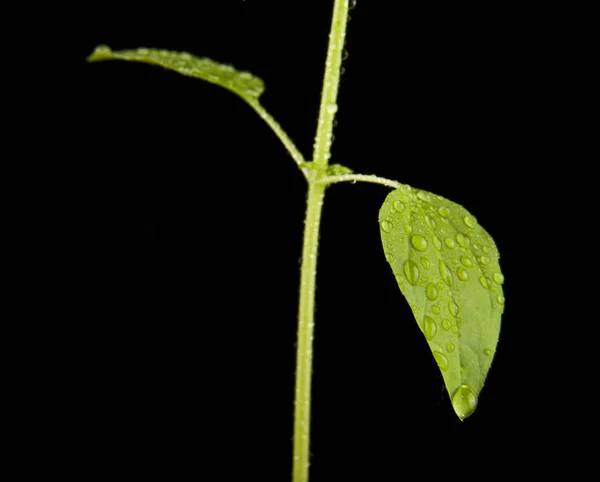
[
  {"left": 379, "top": 184, "right": 504, "bottom": 420},
  {"left": 86, "top": 45, "right": 308, "bottom": 168},
  {"left": 87, "top": 45, "right": 265, "bottom": 102}
]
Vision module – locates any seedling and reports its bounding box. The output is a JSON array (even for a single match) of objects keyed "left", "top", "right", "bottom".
[{"left": 87, "top": 1, "right": 504, "bottom": 481}]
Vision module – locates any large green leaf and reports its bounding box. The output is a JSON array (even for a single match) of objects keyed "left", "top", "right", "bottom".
[
  {"left": 379, "top": 184, "right": 504, "bottom": 420},
  {"left": 87, "top": 45, "right": 264, "bottom": 101}
]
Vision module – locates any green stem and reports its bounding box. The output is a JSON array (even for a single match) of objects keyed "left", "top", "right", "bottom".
[
  {"left": 292, "top": 2, "right": 349, "bottom": 482},
  {"left": 318, "top": 173, "right": 403, "bottom": 189}
]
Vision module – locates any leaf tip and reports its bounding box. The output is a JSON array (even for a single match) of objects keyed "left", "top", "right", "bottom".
[{"left": 87, "top": 45, "right": 113, "bottom": 63}]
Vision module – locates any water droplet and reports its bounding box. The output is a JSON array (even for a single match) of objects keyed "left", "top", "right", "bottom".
[
  {"left": 451, "top": 325, "right": 459, "bottom": 334},
  {"left": 93, "top": 45, "right": 113, "bottom": 56},
  {"left": 425, "top": 215, "right": 436, "bottom": 229},
  {"left": 421, "top": 257, "right": 430, "bottom": 270},
  {"left": 417, "top": 191, "right": 431, "bottom": 202},
  {"left": 426, "top": 283, "right": 438, "bottom": 301},
  {"left": 404, "top": 224, "right": 412, "bottom": 234},
  {"left": 411, "top": 234, "right": 428, "bottom": 252},
  {"left": 460, "top": 256, "right": 473, "bottom": 267},
  {"left": 444, "top": 237, "right": 456, "bottom": 249},
  {"left": 480, "top": 256, "right": 490, "bottom": 265},
  {"left": 463, "top": 215, "right": 478, "bottom": 228},
  {"left": 433, "top": 352, "right": 449, "bottom": 371},
  {"left": 457, "top": 267, "right": 469, "bottom": 281},
  {"left": 393, "top": 200, "right": 405, "bottom": 212},
  {"left": 342, "top": 49, "right": 349, "bottom": 61},
  {"left": 326, "top": 103, "right": 338, "bottom": 114},
  {"left": 438, "top": 206, "right": 450, "bottom": 217},
  {"left": 447, "top": 343, "right": 456, "bottom": 353},
  {"left": 482, "top": 246, "right": 490, "bottom": 254},
  {"left": 432, "top": 235, "right": 442, "bottom": 251},
  {"left": 497, "top": 294, "right": 505, "bottom": 305},
  {"left": 424, "top": 316, "right": 437, "bottom": 340},
  {"left": 449, "top": 302, "right": 459, "bottom": 317},
  {"left": 409, "top": 205, "right": 420, "bottom": 213},
  {"left": 384, "top": 251, "right": 395, "bottom": 263},
  {"left": 493, "top": 272, "right": 504, "bottom": 284},
  {"left": 432, "top": 305, "right": 440, "bottom": 315},
  {"left": 349, "top": 0, "right": 357, "bottom": 10},
  {"left": 452, "top": 384, "right": 478, "bottom": 420},
  {"left": 404, "top": 260, "right": 420, "bottom": 286},
  {"left": 437, "top": 281, "right": 446, "bottom": 290},
  {"left": 456, "top": 233, "right": 470, "bottom": 248},
  {"left": 479, "top": 276, "right": 491, "bottom": 289},
  {"left": 442, "top": 318, "right": 452, "bottom": 331},
  {"left": 484, "top": 348, "right": 492, "bottom": 357},
  {"left": 439, "top": 261, "right": 453, "bottom": 287},
  {"left": 380, "top": 219, "right": 393, "bottom": 233}
]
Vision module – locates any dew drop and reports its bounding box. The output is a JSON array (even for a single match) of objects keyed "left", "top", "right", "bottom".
[
  {"left": 421, "top": 257, "right": 430, "bottom": 270},
  {"left": 393, "top": 200, "right": 405, "bottom": 212},
  {"left": 380, "top": 219, "right": 393, "bottom": 233},
  {"left": 479, "top": 276, "right": 491, "bottom": 289},
  {"left": 460, "top": 256, "right": 473, "bottom": 267},
  {"left": 404, "top": 260, "right": 420, "bottom": 286},
  {"left": 449, "top": 302, "right": 459, "bottom": 317},
  {"left": 456, "top": 233, "right": 470, "bottom": 248},
  {"left": 497, "top": 294, "right": 505, "bottom": 305},
  {"left": 436, "top": 281, "right": 446, "bottom": 290},
  {"left": 439, "top": 261, "right": 453, "bottom": 287},
  {"left": 484, "top": 348, "right": 493, "bottom": 357},
  {"left": 451, "top": 325, "right": 459, "bottom": 334},
  {"left": 451, "top": 384, "right": 478, "bottom": 420},
  {"left": 438, "top": 206, "right": 450, "bottom": 217},
  {"left": 442, "top": 318, "right": 452, "bottom": 331},
  {"left": 425, "top": 215, "right": 436, "bottom": 229},
  {"left": 480, "top": 256, "right": 490, "bottom": 265},
  {"left": 433, "top": 352, "right": 449, "bottom": 371},
  {"left": 447, "top": 343, "right": 456, "bottom": 353},
  {"left": 432, "top": 235, "right": 443, "bottom": 251},
  {"left": 493, "top": 272, "right": 504, "bottom": 284},
  {"left": 384, "top": 251, "right": 395, "bottom": 263},
  {"left": 417, "top": 191, "right": 431, "bottom": 202},
  {"left": 463, "top": 215, "right": 478, "bottom": 228},
  {"left": 426, "top": 282, "right": 438, "bottom": 301},
  {"left": 424, "top": 316, "right": 437, "bottom": 340},
  {"left": 457, "top": 267, "right": 469, "bottom": 281},
  {"left": 432, "top": 305, "right": 440, "bottom": 315},
  {"left": 411, "top": 234, "right": 428, "bottom": 252},
  {"left": 444, "top": 237, "right": 456, "bottom": 249},
  {"left": 404, "top": 224, "right": 413, "bottom": 234},
  {"left": 326, "top": 103, "right": 338, "bottom": 114},
  {"left": 482, "top": 246, "right": 490, "bottom": 254}
]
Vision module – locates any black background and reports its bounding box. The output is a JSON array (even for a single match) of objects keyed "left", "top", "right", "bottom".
[{"left": 34, "top": 0, "right": 591, "bottom": 479}]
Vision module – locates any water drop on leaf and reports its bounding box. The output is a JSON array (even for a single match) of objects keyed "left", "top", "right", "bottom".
[
  {"left": 380, "top": 220, "right": 393, "bottom": 233},
  {"left": 411, "top": 234, "right": 428, "bottom": 252},
  {"left": 434, "top": 352, "right": 449, "bottom": 371},
  {"left": 426, "top": 283, "right": 438, "bottom": 301},
  {"left": 464, "top": 215, "right": 478, "bottom": 228},
  {"left": 451, "top": 385, "right": 478, "bottom": 421},
  {"left": 404, "top": 260, "right": 420, "bottom": 286},
  {"left": 424, "top": 316, "right": 437, "bottom": 340}
]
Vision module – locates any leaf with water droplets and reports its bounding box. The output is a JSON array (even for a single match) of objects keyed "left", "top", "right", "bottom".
[
  {"left": 87, "top": 45, "right": 264, "bottom": 101},
  {"left": 86, "top": 45, "right": 306, "bottom": 167},
  {"left": 379, "top": 184, "right": 504, "bottom": 420}
]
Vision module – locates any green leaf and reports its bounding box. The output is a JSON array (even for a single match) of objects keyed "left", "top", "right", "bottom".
[
  {"left": 379, "top": 184, "right": 504, "bottom": 420},
  {"left": 86, "top": 45, "right": 307, "bottom": 168},
  {"left": 87, "top": 45, "right": 265, "bottom": 102}
]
